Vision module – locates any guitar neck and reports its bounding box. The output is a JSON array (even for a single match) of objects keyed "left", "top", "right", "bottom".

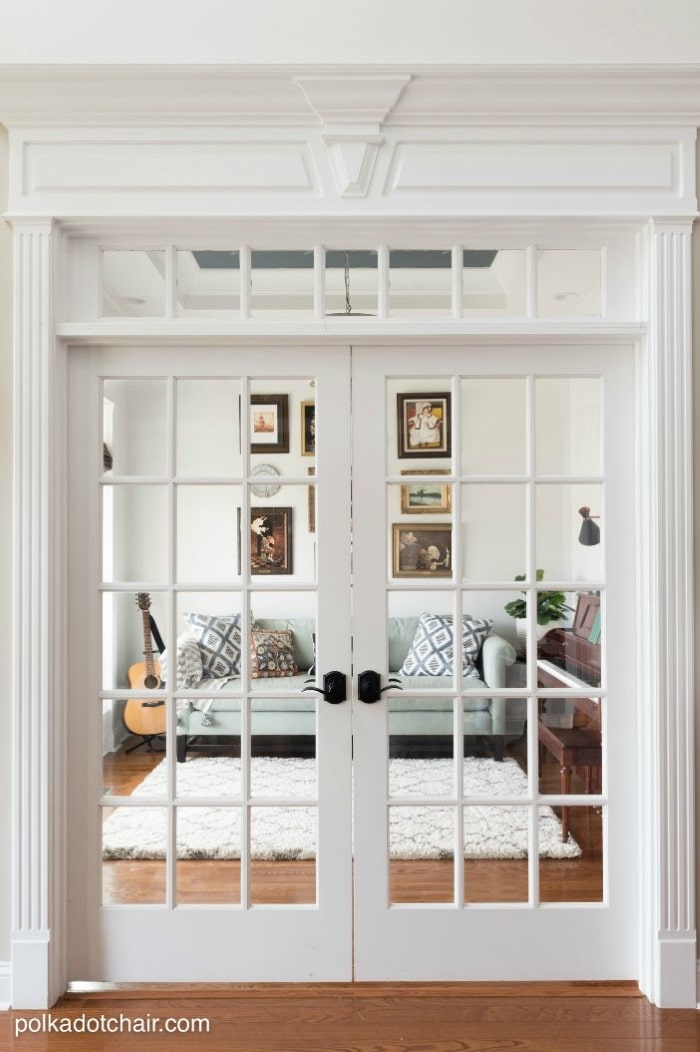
[{"left": 141, "top": 609, "right": 156, "bottom": 676}]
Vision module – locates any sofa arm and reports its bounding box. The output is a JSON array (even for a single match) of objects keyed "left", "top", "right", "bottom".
[{"left": 480, "top": 633, "right": 517, "bottom": 689}]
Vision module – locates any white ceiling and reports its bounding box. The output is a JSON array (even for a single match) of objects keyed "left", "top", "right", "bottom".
[{"left": 0, "top": 0, "right": 699, "bottom": 65}]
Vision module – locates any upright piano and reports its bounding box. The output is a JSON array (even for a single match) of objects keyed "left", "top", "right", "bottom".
[
  {"left": 537, "top": 626, "right": 601, "bottom": 690},
  {"left": 536, "top": 602, "right": 602, "bottom": 836}
]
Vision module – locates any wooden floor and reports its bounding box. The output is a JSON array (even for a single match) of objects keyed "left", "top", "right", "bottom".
[
  {"left": 102, "top": 738, "right": 603, "bottom": 906},
  {"left": 26, "top": 757, "right": 690, "bottom": 1049},
  {"left": 3, "top": 983, "right": 699, "bottom": 1051}
]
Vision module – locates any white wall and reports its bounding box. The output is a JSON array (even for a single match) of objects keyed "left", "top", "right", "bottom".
[
  {"left": 0, "top": 126, "right": 11, "bottom": 963},
  {"left": 0, "top": 1, "right": 699, "bottom": 64}
]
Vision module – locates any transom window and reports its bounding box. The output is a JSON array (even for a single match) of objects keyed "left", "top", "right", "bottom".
[{"left": 94, "top": 244, "right": 606, "bottom": 321}]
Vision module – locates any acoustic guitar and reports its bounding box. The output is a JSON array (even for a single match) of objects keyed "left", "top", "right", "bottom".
[{"left": 124, "top": 593, "right": 166, "bottom": 738}]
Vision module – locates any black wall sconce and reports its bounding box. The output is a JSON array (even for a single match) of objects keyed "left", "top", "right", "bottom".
[{"left": 578, "top": 505, "right": 600, "bottom": 546}]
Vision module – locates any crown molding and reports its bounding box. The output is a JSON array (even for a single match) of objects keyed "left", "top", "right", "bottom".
[{"left": 0, "top": 65, "right": 699, "bottom": 127}]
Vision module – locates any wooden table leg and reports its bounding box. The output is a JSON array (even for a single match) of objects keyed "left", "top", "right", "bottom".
[{"left": 560, "top": 764, "right": 572, "bottom": 842}]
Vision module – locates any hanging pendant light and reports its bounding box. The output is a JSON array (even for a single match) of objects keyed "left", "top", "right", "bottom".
[{"left": 326, "top": 250, "right": 374, "bottom": 316}]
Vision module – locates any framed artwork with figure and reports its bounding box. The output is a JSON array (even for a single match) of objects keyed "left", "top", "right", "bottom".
[
  {"left": 397, "top": 393, "right": 451, "bottom": 459},
  {"left": 301, "top": 401, "right": 315, "bottom": 456},
  {"left": 392, "top": 523, "right": 452, "bottom": 578},
  {"left": 238, "top": 507, "right": 293, "bottom": 575}
]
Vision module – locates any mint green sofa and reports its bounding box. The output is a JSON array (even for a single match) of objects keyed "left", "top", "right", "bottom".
[{"left": 175, "top": 616, "right": 518, "bottom": 762}]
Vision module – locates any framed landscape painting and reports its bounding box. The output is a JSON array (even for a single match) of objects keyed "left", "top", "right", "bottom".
[
  {"left": 250, "top": 394, "right": 289, "bottom": 454},
  {"left": 400, "top": 470, "right": 451, "bottom": 514}
]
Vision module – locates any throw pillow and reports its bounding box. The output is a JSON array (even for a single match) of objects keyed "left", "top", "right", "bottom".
[
  {"left": 159, "top": 631, "right": 204, "bottom": 690},
  {"left": 250, "top": 628, "right": 299, "bottom": 678},
  {"left": 400, "top": 613, "right": 493, "bottom": 678},
  {"left": 184, "top": 613, "right": 243, "bottom": 679}
]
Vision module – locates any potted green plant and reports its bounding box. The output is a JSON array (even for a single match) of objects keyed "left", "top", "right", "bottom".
[{"left": 504, "top": 569, "right": 572, "bottom": 655}]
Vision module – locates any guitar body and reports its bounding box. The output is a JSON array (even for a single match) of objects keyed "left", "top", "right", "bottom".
[
  {"left": 125, "top": 593, "right": 166, "bottom": 739},
  {"left": 124, "top": 660, "right": 166, "bottom": 737}
]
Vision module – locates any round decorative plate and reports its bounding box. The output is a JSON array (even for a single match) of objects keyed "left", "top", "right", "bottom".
[{"left": 250, "top": 463, "right": 281, "bottom": 498}]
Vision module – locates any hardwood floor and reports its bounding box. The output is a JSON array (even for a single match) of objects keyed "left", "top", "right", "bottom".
[
  {"left": 102, "top": 737, "right": 602, "bottom": 906},
  {"left": 4, "top": 983, "right": 699, "bottom": 1051},
  {"left": 34, "top": 750, "right": 685, "bottom": 1048}
]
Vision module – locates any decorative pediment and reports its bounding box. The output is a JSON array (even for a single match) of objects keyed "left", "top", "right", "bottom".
[{"left": 295, "top": 74, "right": 411, "bottom": 197}]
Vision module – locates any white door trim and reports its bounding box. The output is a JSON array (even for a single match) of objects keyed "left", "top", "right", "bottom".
[{"left": 10, "top": 225, "right": 696, "bottom": 1007}]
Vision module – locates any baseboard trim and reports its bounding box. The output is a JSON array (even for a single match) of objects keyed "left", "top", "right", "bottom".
[{"left": 0, "top": 961, "right": 11, "bottom": 1010}]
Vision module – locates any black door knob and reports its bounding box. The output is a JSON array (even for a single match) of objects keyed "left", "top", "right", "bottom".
[
  {"left": 358, "top": 671, "right": 403, "bottom": 704},
  {"left": 302, "top": 670, "right": 347, "bottom": 704}
]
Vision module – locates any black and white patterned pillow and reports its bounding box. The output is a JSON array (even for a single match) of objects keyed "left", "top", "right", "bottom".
[
  {"left": 400, "top": 613, "right": 493, "bottom": 678},
  {"left": 184, "top": 613, "right": 243, "bottom": 679}
]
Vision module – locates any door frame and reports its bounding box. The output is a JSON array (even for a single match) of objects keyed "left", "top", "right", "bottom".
[{"left": 11, "top": 269, "right": 695, "bottom": 1007}]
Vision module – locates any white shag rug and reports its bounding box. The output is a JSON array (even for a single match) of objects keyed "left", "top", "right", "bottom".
[{"left": 103, "top": 756, "right": 581, "bottom": 861}]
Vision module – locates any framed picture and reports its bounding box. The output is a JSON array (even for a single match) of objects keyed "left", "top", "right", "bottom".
[
  {"left": 238, "top": 507, "right": 293, "bottom": 575},
  {"left": 392, "top": 523, "right": 452, "bottom": 578},
  {"left": 307, "top": 467, "right": 315, "bottom": 533},
  {"left": 250, "top": 394, "right": 289, "bottom": 454},
  {"left": 301, "top": 401, "right": 315, "bottom": 456},
  {"left": 400, "top": 470, "right": 451, "bottom": 514},
  {"left": 397, "top": 393, "right": 451, "bottom": 459}
]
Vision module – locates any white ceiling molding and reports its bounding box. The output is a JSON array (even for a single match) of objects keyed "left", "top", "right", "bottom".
[
  {"left": 295, "top": 75, "right": 410, "bottom": 197},
  {"left": 293, "top": 74, "right": 412, "bottom": 126},
  {"left": 0, "top": 65, "right": 699, "bottom": 127}
]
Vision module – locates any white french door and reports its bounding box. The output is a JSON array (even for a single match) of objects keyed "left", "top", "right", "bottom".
[
  {"left": 67, "top": 341, "right": 637, "bottom": 984},
  {"left": 352, "top": 345, "right": 637, "bottom": 980},
  {"left": 67, "top": 345, "right": 353, "bottom": 981}
]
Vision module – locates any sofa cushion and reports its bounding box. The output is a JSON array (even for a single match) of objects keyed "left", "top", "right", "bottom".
[
  {"left": 400, "top": 614, "right": 493, "bottom": 678},
  {"left": 250, "top": 628, "right": 299, "bottom": 678},
  {"left": 184, "top": 613, "right": 243, "bottom": 679},
  {"left": 388, "top": 683, "right": 490, "bottom": 713},
  {"left": 388, "top": 617, "right": 420, "bottom": 673}
]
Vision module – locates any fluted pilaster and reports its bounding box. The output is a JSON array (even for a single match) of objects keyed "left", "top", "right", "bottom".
[
  {"left": 638, "top": 219, "right": 696, "bottom": 1007},
  {"left": 11, "top": 219, "right": 62, "bottom": 1009}
]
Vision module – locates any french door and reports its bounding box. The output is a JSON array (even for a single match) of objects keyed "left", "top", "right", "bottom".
[
  {"left": 68, "top": 346, "right": 353, "bottom": 981},
  {"left": 351, "top": 345, "right": 636, "bottom": 980},
  {"left": 68, "top": 341, "right": 637, "bottom": 983}
]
